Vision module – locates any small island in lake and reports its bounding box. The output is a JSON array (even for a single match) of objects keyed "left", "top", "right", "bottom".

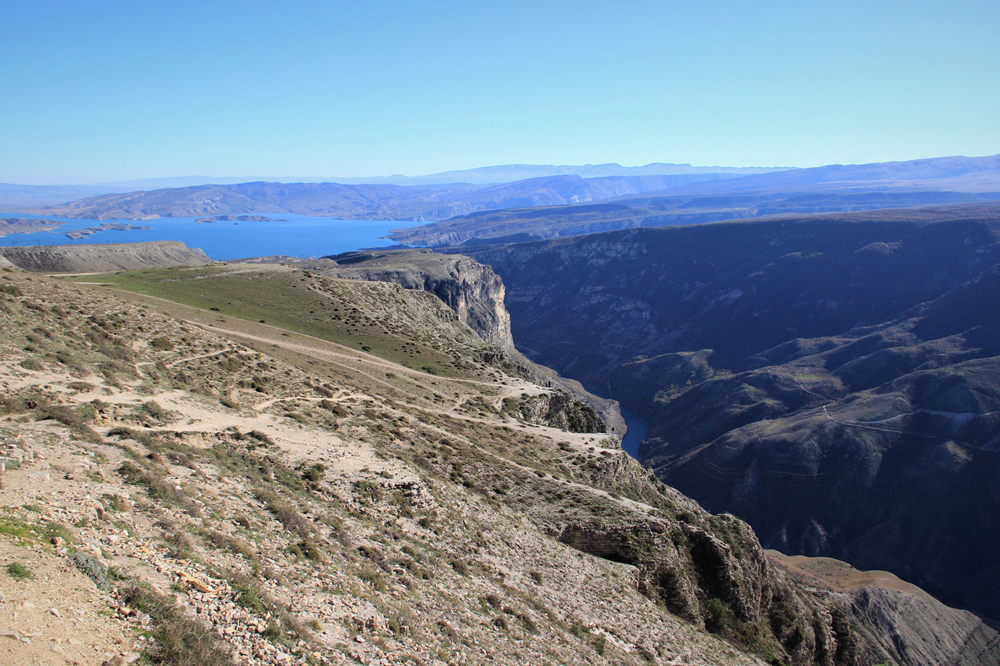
[{"left": 64, "top": 222, "right": 152, "bottom": 240}]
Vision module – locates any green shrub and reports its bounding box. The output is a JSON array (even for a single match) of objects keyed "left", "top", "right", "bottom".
[
  {"left": 150, "top": 337, "right": 174, "bottom": 351},
  {"left": 228, "top": 574, "right": 270, "bottom": 615},
  {"left": 358, "top": 568, "right": 387, "bottom": 592},
  {"left": 207, "top": 531, "right": 256, "bottom": 559},
  {"left": 354, "top": 479, "right": 382, "bottom": 502},
  {"left": 248, "top": 430, "right": 275, "bottom": 446},
  {"left": 143, "top": 400, "right": 166, "bottom": 419},
  {"left": 704, "top": 597, "right": 735, "bottom": 634},
  {"left": 119, "top": 583, "right": 232, "bottom": 666},
  {"left": 301, "top": 463, "right": 326, "bottom": 484},
  {"left": 71, "top": 552, "right": 111, "bottom": 589},
  {"left": 255, "top": 488, "right": 310, "bottom": 536},
  {"left": 6, "top": 562, "right": 33, "bottom": 580}
]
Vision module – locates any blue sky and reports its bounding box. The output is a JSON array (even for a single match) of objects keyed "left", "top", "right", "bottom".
[{"left": 1, "top": 0, "right": 998, "bottom": 183}]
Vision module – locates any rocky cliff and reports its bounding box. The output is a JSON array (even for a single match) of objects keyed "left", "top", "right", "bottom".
[
  {"left": 0, "top": 240, "right": 211, "bottom": 272},
  {"left": 319, "top": 249, "right": 514, "bottom": 348},
  {"left": 769, "top": 553, "right": 1000, "bottom": 666},
  {"left": 501, "top": 389, "right": 606, "bottom": 433}
]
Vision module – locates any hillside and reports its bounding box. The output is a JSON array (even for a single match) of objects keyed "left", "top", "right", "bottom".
[
  {"left": 460, "top": 204, "right": 1000, "bottom": 622},
  {"left": 634, "top": 154, "right": 1000, "bottom": 196},
  {"left": 389, "top": 193, "right": 1000, "bottom": 247},
  {"left": 389, "top": 155, "right": 1000, "bottom": 245},
  {"left": 0, "top": 241, "right": 212, "bottom": 273},
  {"left": 0, "top": 217, "right": 64, "bottom": 236},
  {"left": 1, "top": 252, "right": 998, "bottom": 664},
  {"left": 0, "top": 163, "right": 783, "bottom": 208}
]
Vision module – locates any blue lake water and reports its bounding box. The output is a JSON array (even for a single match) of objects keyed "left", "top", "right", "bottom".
[
  {"left": 0, "top": 213, "right": 421, "bottom": 260},
  {"left": 619, "top": 407, "right": 649, "bottom": 460}
]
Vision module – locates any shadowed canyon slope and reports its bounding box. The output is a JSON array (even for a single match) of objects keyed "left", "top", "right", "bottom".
[{"left": 461, "top": 204, "right": 1000, "bottom": 621}]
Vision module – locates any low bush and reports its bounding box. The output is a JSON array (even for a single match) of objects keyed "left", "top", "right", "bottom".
[
  {"left": 6, "top": 562, "right": 33, "bottom": 580},
  {"left": 119, "top": 583, "right": 232, "bottom": 666},
  {"left": 150, "top": 337, "right": 174, "bottom": 351}
]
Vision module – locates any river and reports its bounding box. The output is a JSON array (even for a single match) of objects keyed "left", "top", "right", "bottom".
[{"left": 619, "top": 406, "right": 649, "bottom": 460}]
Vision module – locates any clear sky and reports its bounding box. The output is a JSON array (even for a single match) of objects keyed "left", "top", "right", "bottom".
[{"left": 2, "top": 0, "right": 998, "bottom": 183}]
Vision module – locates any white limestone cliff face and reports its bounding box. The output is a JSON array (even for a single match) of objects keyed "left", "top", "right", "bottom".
[{"left": 322, "top": 250, "right": 514, "bottom": 348}]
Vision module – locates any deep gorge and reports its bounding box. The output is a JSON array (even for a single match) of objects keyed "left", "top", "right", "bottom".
[{"left": 460, "top": 205, "right": 1000, "bottom": 622}]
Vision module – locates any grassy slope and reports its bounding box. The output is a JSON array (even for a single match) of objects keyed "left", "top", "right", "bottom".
[{"left": 67, "top": 264, "right": 492, "bottom": 378}]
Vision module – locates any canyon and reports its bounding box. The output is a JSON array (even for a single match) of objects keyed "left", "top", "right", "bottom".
[{"left": 459, "top": 203, "right": 1000, "bottom": 623}]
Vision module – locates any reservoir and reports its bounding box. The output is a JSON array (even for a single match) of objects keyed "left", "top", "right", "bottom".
[{"left": 0, "top": 213, "right": 422, "bottom": 260}]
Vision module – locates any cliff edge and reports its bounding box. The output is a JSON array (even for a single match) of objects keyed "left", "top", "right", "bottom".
[{"left": 318, "top": 248, "right": 514, "bottom": 348}]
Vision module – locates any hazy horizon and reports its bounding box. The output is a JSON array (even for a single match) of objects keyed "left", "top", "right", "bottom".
[{"left": 7, "top": 153, "right": 1000, "bottom": 189}]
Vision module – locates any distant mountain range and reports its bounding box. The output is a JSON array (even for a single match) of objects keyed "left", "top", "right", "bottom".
[
  {"left": 0, "top": 162, "right": 785, "bottom": 208},
  {"left": 6, "top": 155, "right": 1000, "bottom": 232},
  {"left": 13, "top": 174, "right": 793, "bottom": 221}
]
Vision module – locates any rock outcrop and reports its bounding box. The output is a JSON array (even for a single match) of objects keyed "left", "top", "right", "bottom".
[
  {"left": 501, "top": 389, "right": 606, "bottom": 433},
  {"left": 321, "top": 248, "right": 514, "bottom": 348},
  {"left": 770, "top": 553, "right": 1000, "bottom": 666},
  {"left": 534, "top": 453, "right": 874, "bottom": 666},
  {"left": 0, "top": 240, "right": 211, "bottom": 273}
]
